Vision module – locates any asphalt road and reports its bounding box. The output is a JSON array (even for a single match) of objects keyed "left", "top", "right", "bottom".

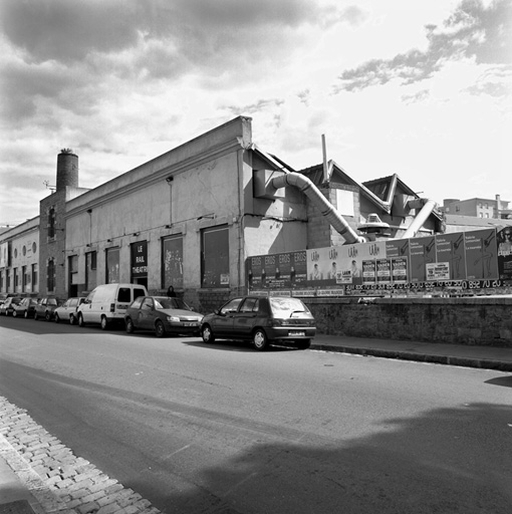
[{"left": 1, "top": 315, "right": 511, "bottom": 514}]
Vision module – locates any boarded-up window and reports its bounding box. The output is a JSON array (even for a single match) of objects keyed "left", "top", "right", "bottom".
[
  {"left": 106, "top": 247, "right": 120, "bottom": 284},
  {"left": 162, "top": 235, "right": 183, "bottom": 289},
  {"left": 201, "top": 226, "right": 229, "bottom": 288}
]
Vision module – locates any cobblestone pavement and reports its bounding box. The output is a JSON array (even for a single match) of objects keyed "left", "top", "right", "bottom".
[{"left": 0, "top": 396, "right": 162, "bottom": 514}]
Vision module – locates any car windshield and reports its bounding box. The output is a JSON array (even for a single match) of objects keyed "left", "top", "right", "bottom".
[
  {"left": 269, "top": 297, "right": 310, "bottom": 318},
  {"left": 154, "top": 297, "right": 192, "bottom": 310}
]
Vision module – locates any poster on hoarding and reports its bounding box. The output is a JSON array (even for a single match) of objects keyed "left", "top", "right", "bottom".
[
  {"left": 497, "top": 226, "right": 512, "bottom": 281},
  {"left": 426, "top": 262, "right": 450, "bottom": 281},
  {"left": 307, "top": 246, "right": 345, "bottom": 285},
  {"left": 409, "top": 236, "right": 436, "bottom": 282},
  {"left": 290, "top": 251, "right": 308, "bottom": 287},
  {"left": 386, "top": 239, "right": 409, "bottom": 258},
  {"left": 247, "top": 250, "right": 308, "bottom": 289},
  {"left": 376, "top": 259, "right": 391, "bottom": 284},
  {"left": 464, "top": 229, "right": 498, "bottom": 280},
  {"left": 435, "top": 233, "right": 466, "bottom": 280},
  {"left": 362, "top": 260, "right": 377, "bottom": 285},
  {"left": 391, "top": 257, "right": 408, "bottom": 284}
]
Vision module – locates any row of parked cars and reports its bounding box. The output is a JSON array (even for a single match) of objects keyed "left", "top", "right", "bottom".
[
  {"left": 0, "top": 295, "right": 84, "bottom": 322},
  {"left": 0, "top": 284, "right": 316, "bottom": 351}
]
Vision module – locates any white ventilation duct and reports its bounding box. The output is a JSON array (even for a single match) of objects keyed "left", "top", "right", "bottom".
[
  {"left": 270, "top": 172, "right": 366, "bottom": 244},
  {"left": 402, "top": 199, "right": 437, "bottom": 238}
]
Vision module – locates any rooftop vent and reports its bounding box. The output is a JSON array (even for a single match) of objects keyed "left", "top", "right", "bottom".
[{"left": 357, "top": 213, "right": 391, "bottom": 237}]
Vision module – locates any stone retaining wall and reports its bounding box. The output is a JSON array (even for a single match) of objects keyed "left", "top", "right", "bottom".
[{"left": 304, "top": 296, "right": 512, "bottom": 347}]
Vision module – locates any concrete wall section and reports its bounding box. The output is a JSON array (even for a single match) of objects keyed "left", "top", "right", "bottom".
[{"left": 305, "top": 296, "right": 512, "bottom": 346}]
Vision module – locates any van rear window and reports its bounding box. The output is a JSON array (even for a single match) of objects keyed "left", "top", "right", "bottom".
[
  {"left": 117, "top": 288, "right": 131, "bottom": 302},
  {"left": 134, "top": 288, "right": 146, "bottom": 300}
]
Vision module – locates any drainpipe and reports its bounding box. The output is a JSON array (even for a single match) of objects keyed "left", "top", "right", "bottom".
[
  {"left": 402, "top": 199, "right": 437, "bottom": 238},
  {"left": 270, "top": 172, "right": 366, "bottom": 244}
]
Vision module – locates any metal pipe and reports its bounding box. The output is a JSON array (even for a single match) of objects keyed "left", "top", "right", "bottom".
[
  {"left": 402, "top": 199, "right": 437, "bottom": 238},
  {"left": 270, "top": 172, "right": 366, "bottom": 244}
]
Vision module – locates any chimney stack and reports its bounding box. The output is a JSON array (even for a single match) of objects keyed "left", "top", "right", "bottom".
[{"left": 56, "top": 149, "right": 78, "bottom": 191}]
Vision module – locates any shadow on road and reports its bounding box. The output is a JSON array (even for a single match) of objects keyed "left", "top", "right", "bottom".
[
  {"left": 1, "top": 358, "right": 511, "bottom": 514},
  {"left": 485, "top": 375, "right": 512, "bottom": 388},
  {"left": 184, "top": 338, "right": 298, "bottom": 353}
]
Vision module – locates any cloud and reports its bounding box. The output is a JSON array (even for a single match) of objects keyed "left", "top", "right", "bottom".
[
  {"left": 0, "top": 0, "right": 367, "bottom": 126},
  {"left": 0, "top": 0, "right": 363, "bottom": 72},
  {"left": 335, "top": 0, "right": 512, "bottom": 93},
  {"left": 401, "top": 89, "right": 431, "bottom": 104}
]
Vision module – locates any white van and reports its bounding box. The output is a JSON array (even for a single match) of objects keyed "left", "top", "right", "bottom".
[{"left": 77, "top": 283, "right": 148, "bottom": 330}]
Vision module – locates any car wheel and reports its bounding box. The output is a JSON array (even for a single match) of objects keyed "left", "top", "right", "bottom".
[
  {"left": 13, "top": 310, "right": 17, "bottom": 317},
  {"left": 252, "top": 329, "right": 269, "bottom": 351},
  {"left": 126, "top": 317, "right": 135, "bottom": 334},
  {"left": 201, "top": 324, "right": 215, "bottom": 344},
  {"left": 45, "top": 311, "right": 51, "bottom": 322},
  {"left": 100, "top": 316, "right": 109, "bottom": 330},
  {"left": 155, "top": 320, "right": 166, "bottom": 338},
  {"left": 297, "top": 339, "right": 311, "bottom": 350},
  {"left": 54, "top": 313, "right": 60, "bottom": 323},
  {"left": 78, "top": 313, "right": 85, "bottom": 327}
]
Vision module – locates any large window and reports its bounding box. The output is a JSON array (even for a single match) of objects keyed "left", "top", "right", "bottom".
[
  {"left": 201, "top": 226, "right": 229, "bottom": 288},
  {"left": 22, "top": 265, "right": 29, "bottom": 292},
  {"left": 85, "top": 251, "right": 97, "bottom": 291},
  {"left": 162, "top": 235, "right": 183, "bottom": 290},
  {"left": 31, "top": 264, "right": 38, "bottom": 292},
  {"left": 48, "top": 207, "right": 56, "bottom": 239},
  {"left": 106, "top": 247, "right": 120, "bottom": 284},
  {"left": 69, "top": 255, "right": 78, "bottom": 296},
  {"left": 47, "top": 259, "right": 55, "bottom": 292}
]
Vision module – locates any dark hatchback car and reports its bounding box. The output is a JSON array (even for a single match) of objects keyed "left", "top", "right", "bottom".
[
  {"left": 13, "top": 298, "right": 40, "bottom": 318},
  {"left": 125, "top": 296, "right": 204, "bottom": 338},
  {"left": 200, "top": 296, "right": 316, "bottom": 351},
  {"left": 34, "top": 297, "right": 61, "bottom": 321}
]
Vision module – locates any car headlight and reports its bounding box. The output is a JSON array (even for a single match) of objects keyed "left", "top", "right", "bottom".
[{"left": 166, "top": 316, "right": 180, "bottom": 323}]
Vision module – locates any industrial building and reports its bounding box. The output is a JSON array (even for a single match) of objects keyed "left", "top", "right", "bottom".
[{"left": 0, "top": 116, "right": 450, "bottom": 309}]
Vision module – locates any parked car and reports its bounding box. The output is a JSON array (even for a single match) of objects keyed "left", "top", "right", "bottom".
[
  {"left": 34, "top": 297, "right": 61, "bottom": 321},
  {"left": 54, "top": 297, "right": 86, "bottom": 324},
  {"left": 125, "top": 296, "right": 203, "bottom": 338},
  {"left": 13, "top": 298, "right": 40, "bottom": 318},
  {"left": 200, "top": 296, "right": 316, "bottom": 351},
  {"left": 77, "top": 283, "right": 148, "bottom": 330},
  {"left": 0, "top": 297, "right": 22, "bottom": 316}
]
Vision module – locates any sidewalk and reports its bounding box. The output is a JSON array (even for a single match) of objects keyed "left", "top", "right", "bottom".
[
  {"left": 311, "top": 334, "right": 512, "bottom": 371},
  {"left": 0, "top": 435, "right": 63, "bottom": 514}
]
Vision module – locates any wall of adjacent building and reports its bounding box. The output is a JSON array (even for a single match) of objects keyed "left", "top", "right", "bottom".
[{"left": 0, "top": 218, "right": 40, "bottom": 295}]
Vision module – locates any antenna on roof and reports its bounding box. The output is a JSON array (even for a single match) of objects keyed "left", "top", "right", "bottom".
[{"left": 43, "top": 180, "right": 56, "bottom": 193}]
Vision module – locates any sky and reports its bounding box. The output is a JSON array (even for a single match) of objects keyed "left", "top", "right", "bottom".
[{"left": 0, "top": 0, "right": 511, "bottom": 226}]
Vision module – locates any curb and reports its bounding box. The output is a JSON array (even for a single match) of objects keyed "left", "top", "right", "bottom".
[{"left": 310, "top": 343, "right": 512, "bottom": 372}]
